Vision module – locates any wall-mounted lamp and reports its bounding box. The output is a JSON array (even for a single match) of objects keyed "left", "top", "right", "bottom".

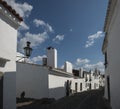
[
  {"left": 16, "top": 41, "right": 32, "bottom": 62},
  {"left": 24, "top": 41, "right": 32, "bottom": 58}
]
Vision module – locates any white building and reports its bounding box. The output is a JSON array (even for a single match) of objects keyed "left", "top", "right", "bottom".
[
  {"left": 16, "top": 47, "right": 104, "bottom": 100},
  {"left": 102, "top": 0, "right": 120, "bottom": 109},
  {"left": 16, "top": 62, "right": 86, "bottom": 100},
  {"left": 0, "top": 0, "right": 22, "bottom": 109}
]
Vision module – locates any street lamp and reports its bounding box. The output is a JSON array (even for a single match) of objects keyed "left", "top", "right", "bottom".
[
  {"left": 16, "top": 41, "right": 32, "bottom": 62},
  {"left": 24, "top": 41, "right": 32, "bottom": 58}
]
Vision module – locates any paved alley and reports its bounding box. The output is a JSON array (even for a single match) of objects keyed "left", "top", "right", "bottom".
[{"left": 17, "top": 89, "right": 111, "bottom": 109}]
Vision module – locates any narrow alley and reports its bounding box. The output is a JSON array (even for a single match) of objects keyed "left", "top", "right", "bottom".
[{"left": 17, "top": 89, "right": 111, "bottom": 109}]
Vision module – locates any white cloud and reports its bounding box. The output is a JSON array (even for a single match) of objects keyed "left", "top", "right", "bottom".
[
  {"left": 33, "top": 19, "right": 45, "bottom": 27},
  {"left": 85, "top": 31, "right": 104, "bottom": 48},
  {"left": 84, "top": 61, "right": 104, "bottom": 73},
  {"left": 53, "top": 35, "right": 64, "bottom": 44},
  {"left": 30, "top": 55, "right": 47, "bottom": 63},
  {"left": 75, "top": 58, "right": 90, "bottom": 66},
  {"left": 33, "top": 19, "right": 54, "bottom": 33},
  {"left": 19, "top": 22, "right": 29, "bottom": 30},
  {"left": 4, "top": 0, "right": 33, "bottom": 17},
  {"left": 17, "top": 31, "right": 22, "bottom": 38},
  {"left": 74, "top": 58, "right": 104, "bottom": 73},
  {"left": 18, "top": 32, "right": 48, "bottom": 52}
]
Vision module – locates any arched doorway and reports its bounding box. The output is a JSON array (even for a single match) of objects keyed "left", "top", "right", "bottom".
[{"left": 0, "top": 72, "right": 3, "bottom": 109}]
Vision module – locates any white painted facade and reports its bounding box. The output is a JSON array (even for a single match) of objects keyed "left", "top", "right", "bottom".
[
  {"left": 91, "top": 73, "right": 100, "bottom": 90},
  {"left": 16, "top": 62, "right": 49, "bottom": 99},
  {"left": 16, "top": 64, "right": 86, "bottom": 100},
  {"left": 71, "top": 77, "right": 86, "bottom": 93},
  {"left": 48, "top": 74, "right": 72, "bottom": 99},
  {"left": 16, "top": 62, "right": 102, "bottom": 100},
  {"left": 83, "top": 72, "right": 99, "bottom": 90},
  {"left": 16, "top": 46, "right": 104, "bottom": 100},
  {"left": 102, "top": 0, "right": 120, "bottom": 109},
  {"left": 0, "top": 2, "right": 21, "bottom": 109}
]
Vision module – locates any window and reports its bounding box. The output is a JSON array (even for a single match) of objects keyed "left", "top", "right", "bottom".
[
  {"left": 104, "top": 52, "right": 108, "bottom": 68},
  {"left": 85, "top": 77, "right": 88, "bottom": 82},
  {"left": 80, "top": 83, "right": 82, "bottom": 91},
  {"left": 89, "top": 83, "right": 91, "bottom": 90}
]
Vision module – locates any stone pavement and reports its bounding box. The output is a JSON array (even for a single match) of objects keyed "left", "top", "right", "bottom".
[{"left": 17, "top": 89, "right": 112, "bottom": 109}]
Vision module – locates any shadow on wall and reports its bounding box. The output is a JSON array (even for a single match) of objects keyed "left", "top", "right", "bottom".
[
  {"left": 3, "top": 71, "right": 16, "bottom": 109},
  {"left": 49, "top": 87, "right": 66, "bottom": 99},
  {"left": 0, "top": 72, "right": 3, "bottom": 109}
]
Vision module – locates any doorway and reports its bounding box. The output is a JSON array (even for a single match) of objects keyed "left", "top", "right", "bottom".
[
  {"left": 107, "top": 76, "right": 110, "bottom": 102},
  {"left": 80, "top": 83, "right": 82, "bottom": 91},
  {"left": 75, "top": 82, "right": 78, "bottom": 93}
]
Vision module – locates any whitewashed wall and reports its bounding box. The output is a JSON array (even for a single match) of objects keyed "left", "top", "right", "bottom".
[
  {"left": 91, "top": 73, "right": 100, "bottom": 89},
  {"left": 48, "top": 70, "right": 85, "bottom": 99},
  {"left": 16, "top": 62, "right": 102, "bottom": 101},
  {"left": 0, "top": 13, "right": 18, "bottom": 109},
  {"left": 104, "top": 1, "right": 120, "bottom": 109},
  {"left": 16, "top": 62, "right": 49, "bottom": 99},
  {"left": 91, "top": 75, "right": 100, "bottom": 90},
  {"left": 48, "top": 74, "right": 70, "bottom": 99},
  {"left": 71, "top": 78, "right": 86, "bottom": 92}
]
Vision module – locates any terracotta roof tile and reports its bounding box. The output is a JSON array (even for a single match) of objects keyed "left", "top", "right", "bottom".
[{"left": 0, "top": 0, "right": 23, "bottom": 21}]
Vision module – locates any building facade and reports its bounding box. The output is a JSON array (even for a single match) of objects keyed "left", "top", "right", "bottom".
[
  {"left": 0, "top": 1, "right": 22, "bottom": 109},
  {"left": 102, "top": 0, "right": 120, "bottom": 109},
  {"left": 16, "top": 47, "right": 104, "bottom": 100}
]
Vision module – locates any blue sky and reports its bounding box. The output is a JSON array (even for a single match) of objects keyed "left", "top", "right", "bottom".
[{"left": 5, "top": 0, "right": 108, "bottom": 72}]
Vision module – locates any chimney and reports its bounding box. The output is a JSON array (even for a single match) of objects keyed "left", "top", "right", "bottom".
[
  {"left": 47, "top": 46, "right": 57, "bottom": 68},
  {"left": 79, "top": 68, "right": 83, "bottom": 78},
  {"left": 64, "top": 61, "right": 73, "bottom": 73}
]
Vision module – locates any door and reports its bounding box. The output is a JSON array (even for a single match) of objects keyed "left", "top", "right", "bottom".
[
  {"left": 107, "top": 76, "right": 110, "bottom": 102},
  {"left": 75, "top": 82, "right": 78, "bottom": 93},
  {"left": 0, "top": 72, "right": 3, "bottom": 109},
  {"left": 89, "top": 83, "right": 91, "bottom": 90},
  {"left": 80, "top": 83, "right": 82, "bottom": 91}
]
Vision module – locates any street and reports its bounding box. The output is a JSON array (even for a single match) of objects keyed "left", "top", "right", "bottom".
[{"left": 17, "top": 89, "right": 111, "bottom": 109}]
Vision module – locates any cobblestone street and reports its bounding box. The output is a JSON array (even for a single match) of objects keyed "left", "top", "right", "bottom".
[{"left": 17, "top": 89, "right": 111, "bottom": 109}]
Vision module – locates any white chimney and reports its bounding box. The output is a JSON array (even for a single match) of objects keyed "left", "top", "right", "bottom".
[
  {"left": 47, "top": 47, "right": 57, "bottom": 68},
  {"left": 64, "top": 61, "right": 73, "bottom": 73},
  {"left": 79, "top": 68, "right": 83, "bottom": 78}
]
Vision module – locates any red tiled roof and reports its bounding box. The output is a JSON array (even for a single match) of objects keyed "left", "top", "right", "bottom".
[{"left": 0, "top": 0, "right": 23, "bottom": 21}]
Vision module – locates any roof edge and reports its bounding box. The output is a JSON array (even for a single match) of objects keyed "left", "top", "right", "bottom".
[{"left": 0, "top": 0, "right": 23, "bottom": 21}]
